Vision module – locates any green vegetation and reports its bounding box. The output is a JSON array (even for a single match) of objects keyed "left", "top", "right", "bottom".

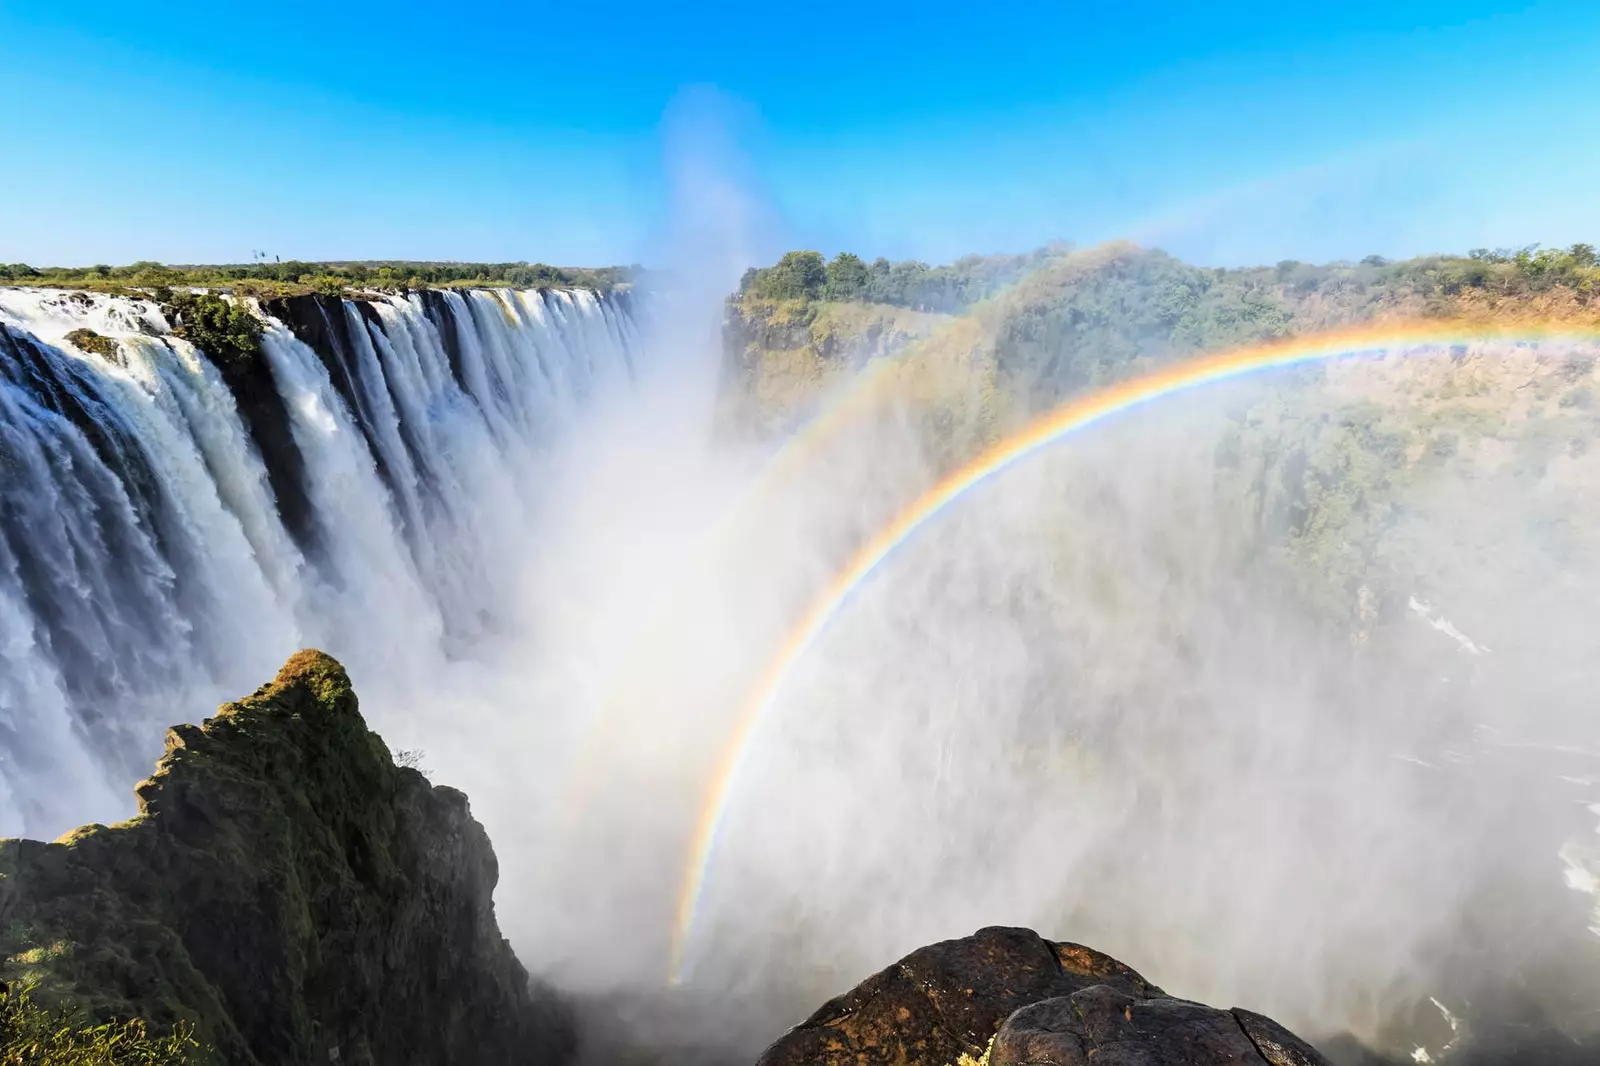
[
  {"left": 737, "top": 239, "right": 1600, "bottom": 323},
  {"left": 725, "top": 239, "right": 1600, "bottom": 434},
  {"left": 159, "top": 292, "right": 262, "bottom": 370},
  {"left": 0, "top": 984, "right": 207, "bottom": 1065},
  {"left": 739, "top": 245, "right": 1067, "bottom": 312},
  {"left": 724, "top": 239, "right": 1600, "bottom": 642},
  {"left": 0, "top": 259, "right": 635, "bottom": 298},
  {"left": 61, "top": 330, "right": 119, "bottom": 361}
]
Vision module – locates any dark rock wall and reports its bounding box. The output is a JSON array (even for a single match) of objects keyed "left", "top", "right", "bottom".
[{"left": 0, "top": 650, "right": 572, "bottom": 1066}]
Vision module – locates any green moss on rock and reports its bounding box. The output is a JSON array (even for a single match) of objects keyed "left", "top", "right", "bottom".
[
  {"left": 62, "top": 329, "right": 120, "bottom": 361},
  {"left": 0, "top": 650, "right": 571, "bottom": 1066},
  {"left": 159, "top": 292, "right": 262, "bottom": 370}
]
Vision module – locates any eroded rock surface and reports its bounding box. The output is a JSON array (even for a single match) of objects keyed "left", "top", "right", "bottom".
[{"left": 755, "top": 926, "right": 1329, "bottom": 1066}]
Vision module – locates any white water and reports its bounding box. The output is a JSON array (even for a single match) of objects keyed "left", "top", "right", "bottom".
[
  {"left": 7, "top": 283, "right": 1600, "bottom": 1064},
  {"left": 0, "top": 285, "right": 643, "bottom": 839}
]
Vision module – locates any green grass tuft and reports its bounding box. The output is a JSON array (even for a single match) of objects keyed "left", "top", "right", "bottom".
[{"left": 0, "top": 983, "right": 210, "bottom": 1065}]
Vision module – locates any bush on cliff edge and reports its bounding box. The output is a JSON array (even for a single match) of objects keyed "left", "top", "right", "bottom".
[{"left": 0, "top": 983, "right": 209, "bottom": 1065}]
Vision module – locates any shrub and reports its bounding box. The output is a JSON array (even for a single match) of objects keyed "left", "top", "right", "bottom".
[
  {"left": 0, "top": 983, "right": 208, "bottom": 1064},
  {"left": 753, "top": 251, "right": 828, "bottom": 301},
  {"left": 161, "top": 292, "right": 263, "bottom": 370}
]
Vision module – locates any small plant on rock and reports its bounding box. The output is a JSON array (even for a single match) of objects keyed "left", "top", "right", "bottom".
[
  {"left": 161, "top": 292, "right": 262, "bottom": 371},
  {"left": 0, "top": 983, "right": 209, "bottom": 1064}
]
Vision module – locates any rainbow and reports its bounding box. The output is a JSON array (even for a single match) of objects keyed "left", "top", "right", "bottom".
[
  {"left": 549, "top": 354, "right": 911, "bottom": 823},
  {"left": 553, "top": 268, "right": 1021, "bottom": 823},
  {"left": 666, "top": 319, "right": 1600, "bottom": 982}
]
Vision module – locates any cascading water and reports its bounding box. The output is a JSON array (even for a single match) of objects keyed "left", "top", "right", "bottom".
[
  {"left": 8, "top": 275, "right": 1600, "bottom": 1066},
  {"left": 0, "top": 285, "right": 643, "bottom": 839}
]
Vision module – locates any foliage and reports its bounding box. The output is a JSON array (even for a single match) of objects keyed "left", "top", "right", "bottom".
[
  {"left": 160, "top": 293, "right": 262, "bottom": 370},
  {"left": 747, "top": 251, "right": 829, "bottom": 301},
  {"left": 981, "top": 241, "right": 1600, "bottom": 409},
  {"left": 737, "top": 239, "right": 1600, "bottom": 325},
  {"left": 0, "top": 259, "right": 634, "bottom": 298},
  {"left": 0, "top": 984, "right": 208, "bottom": 1065},
  {"left": 741, "top": 245, "right": 1069, "bottom": 312},
  {"left": 952, "top": 1039, "right": 993, "bottom": 1066},
  {"left": 823, "top": 252, "right": 871, "bottom": 301}
]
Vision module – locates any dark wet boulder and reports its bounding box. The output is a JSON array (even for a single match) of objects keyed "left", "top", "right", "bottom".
[
  {"left": 755, "top": 926, "right": 1330, "bottom": 1066},
  {"left": 990, "top": 990, "right": 1331, "bottom": 1066}
]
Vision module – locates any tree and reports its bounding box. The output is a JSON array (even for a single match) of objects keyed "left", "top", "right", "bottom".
[
  {"left": 754, "top": 250, "right": 827, "bottom": 300},
  {"left": 1570, "top": 243, "right": 1597, "bottom": 268},
  {"left": 824, "top": 252, "right": 870, "bottom": 300}
]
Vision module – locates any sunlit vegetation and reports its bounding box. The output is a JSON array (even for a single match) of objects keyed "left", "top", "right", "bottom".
[
  {"left": 737, "top": 240, "right": 1600, "bottom": 320},
  {"left": 726, "top": 240, "right": 1600, "bottom": 433},
  {"left": 62, "top": 330, "right": 119, "bottom": 361},
  {"left": 159, "top": 291, "right": 263, "bottom": 370},
  {"left": 0, "top": 983, "right": 209, "bottom": 1065},
  {"left": 0, "top": 259, "right": 635, "bottom": 297},
  {"left": 724, "top": 239, "right": 1600, "bottom": 644},
  {"left": 739, "top": 245, "right": 1068, "bottom": 312}
]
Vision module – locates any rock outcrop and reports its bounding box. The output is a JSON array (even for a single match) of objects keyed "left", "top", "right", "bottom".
[
  {"left": 717, "top": 296, "right": 947, "bottom": 438},
  {"left": 755, "top": 926, "right": 1330, "bottom": 1066},
  {"left": 0, "top": 650, "right": 570, "bottom": 1066}
]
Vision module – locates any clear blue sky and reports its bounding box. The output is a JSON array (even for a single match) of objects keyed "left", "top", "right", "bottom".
[{"left": 2, "top": 0, "right": 1598, "bottom": 268}]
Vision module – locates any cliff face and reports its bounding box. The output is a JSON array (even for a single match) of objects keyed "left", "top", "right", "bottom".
[
  {"left": 0, "top": 650, "right": 570, "bottom": 1066},
  {"left": 718, "top": 296, "right": 950, "bottom": 438}
]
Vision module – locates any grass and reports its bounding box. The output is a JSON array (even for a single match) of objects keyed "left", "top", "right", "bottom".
[{"left": 0, "top": 984, "right": 210, "bottom": 1065}]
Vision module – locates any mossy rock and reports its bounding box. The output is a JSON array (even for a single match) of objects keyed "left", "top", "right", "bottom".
[
  {"left": 63, "top": 329, "right": 120, "bottom": 361},
  {"left": 0, "top": 650, "right": 571, "bottom": 1066}
]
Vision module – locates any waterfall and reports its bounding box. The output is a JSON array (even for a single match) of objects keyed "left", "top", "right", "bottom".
[{"left": 0, "top": 285, "right": 645, "bottom": 838}]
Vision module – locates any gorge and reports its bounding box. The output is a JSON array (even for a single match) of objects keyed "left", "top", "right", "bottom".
[
  {"left": 0, "top": 283, "right": 641, "bottom": 837},
  {"left": 4, "top": 245, "right": 1600, "bottom": 1065}
]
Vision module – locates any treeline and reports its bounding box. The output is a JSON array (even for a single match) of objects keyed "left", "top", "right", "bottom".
[
  {"left": 738, "top": 246, "right": 1066, "bottom": 312},
  {"left": 737, "top": 241, "right": 1600, "bottom": 316},
  {"left": 993, "top": 242, "right": 1600, "bottom": 410},
  {"left": 0, "top": 259, "right": 635, "bottom": 296}
]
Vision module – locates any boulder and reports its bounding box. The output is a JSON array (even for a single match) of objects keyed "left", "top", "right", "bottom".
[{"left": 755, "top": 927, "right": 1329, "bottom": 1066}]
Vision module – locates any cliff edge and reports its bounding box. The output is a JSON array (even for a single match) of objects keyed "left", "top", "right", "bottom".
[{"left": 0, "top": 650, "right": 570, "bottom": 1066}]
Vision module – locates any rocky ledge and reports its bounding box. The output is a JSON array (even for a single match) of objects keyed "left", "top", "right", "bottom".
[
  {"left": 0, "top": 650, "right": 570, "bottom": 1066},
  {"left": 757, "top": 926, "right": 1328, "bottom": 1066}
]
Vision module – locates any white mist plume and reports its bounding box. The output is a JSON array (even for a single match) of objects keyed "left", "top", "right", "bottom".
[
  {"left": 439, "top": 312, "right": 1600, "bottom": 1066},
  {"left": 6, "top": 122, "right": 1600, "bottom": 1066}
]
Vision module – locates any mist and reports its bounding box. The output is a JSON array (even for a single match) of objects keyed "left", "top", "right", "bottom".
[
  {"left": 372, "top": 249, "right": 1600, "bottom": 1065},
  {"left": 4, "top": 105, "right": 1599, "bottom": 1066},
  {"left": 237, "top": 105, "right": 1598, "bottom": 1062}
]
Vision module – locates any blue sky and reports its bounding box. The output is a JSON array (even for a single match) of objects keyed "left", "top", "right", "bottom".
[{"left": 2, "top": 0, "right": 1598, "bottom": 268}]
